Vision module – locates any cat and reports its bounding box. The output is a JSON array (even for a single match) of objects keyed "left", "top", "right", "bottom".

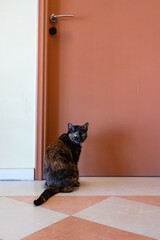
[{"left": 34, "top": 122, "right": 89, "bottom": 206}]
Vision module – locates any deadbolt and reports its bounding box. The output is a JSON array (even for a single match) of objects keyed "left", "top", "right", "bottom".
[{"left": 49, "top": 27, "right": 57, "bottom": 35}]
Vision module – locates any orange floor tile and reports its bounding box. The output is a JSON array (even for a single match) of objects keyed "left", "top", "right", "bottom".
[
  {"left": 22, "top": 216, "right": 155, "bottom": 240},
  {"left": 9, "top": 196, "right": 108, "bottom": 215},
  {"left": 120, "top": 196, "right": 160, "bottom": 207}
]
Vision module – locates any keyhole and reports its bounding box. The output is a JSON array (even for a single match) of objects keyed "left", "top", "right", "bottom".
[{"left": 49, "top": 27, "right": 57, "bottom": 35}]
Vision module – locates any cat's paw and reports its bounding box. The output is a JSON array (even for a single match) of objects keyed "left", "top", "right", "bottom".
[
  {"left": 61, "top": 186, "right": 73, "bottom": 192},
  {"left": 75, "top": 181, "right": 80, "bottom": 187}
]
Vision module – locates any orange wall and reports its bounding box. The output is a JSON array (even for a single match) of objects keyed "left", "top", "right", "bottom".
[{"left": 46, "top": 0, "right": 160, "bottom": 176}]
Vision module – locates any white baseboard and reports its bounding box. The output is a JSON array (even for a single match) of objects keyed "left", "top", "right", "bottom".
[{"left": 0, "top": 169, "right": 34, "bottom": 180}]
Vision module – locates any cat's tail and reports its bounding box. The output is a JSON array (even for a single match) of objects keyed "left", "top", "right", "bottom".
[{"left": 33, "top": 185, "right": 59, "bottom": 206}]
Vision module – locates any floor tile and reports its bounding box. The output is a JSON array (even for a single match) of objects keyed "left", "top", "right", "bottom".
[
  {"left": 1, "top": 177, "right": 160, "bottom": 196},
  {"left": 22, "top": 216, "right": 155, "bottom": 240},
  {"left": 9, "top": 196, "right": 108, "bottom": 215},
  {"left": 8, "top": 196, "right": 38, "bottom": 205},
  {"left": 0, "top": 197, "right": 68, "bottom": 240},
  {"left": 0, "top": 181, "right": 45, "bottom": 196},
  {"left": 74, "top": 197, "right": 160, "bottom": 239},
  {"left": 121, "top": 196, "right": 160, "bottom": 207},
  {"left": 58, "top": 177, "right": 160, "bottom": 196},
  {"left": 1, "top": 178, "right": 160, "bottom": 240}
]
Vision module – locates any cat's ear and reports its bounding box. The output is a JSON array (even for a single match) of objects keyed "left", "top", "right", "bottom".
[
  {"left": 68, "top": 123, "right": 75, "bottom": 132},
  {"left": 83, "top": 122, "right": 89, "bottom": 131}
]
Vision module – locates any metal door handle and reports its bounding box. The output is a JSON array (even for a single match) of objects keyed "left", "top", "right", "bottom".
[{"left": 50, "top": 14, "right": 74, "bottom": 23}]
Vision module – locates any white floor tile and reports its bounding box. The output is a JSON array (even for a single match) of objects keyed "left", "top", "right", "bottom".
[
  {"left": 0, "top": 177, "right": 160, "bottom": 196},
  {"left": 0, "top": 197, "right": 68, "bottom": 240},
  {"left": 60, "top": 177, "right": 160, "bottom": 196},
  {"left": 74, "top": 196, "right": 160, "bottom": 239},
  {"left": 0, "top": 181, "right": 45, "bottom": 196}
]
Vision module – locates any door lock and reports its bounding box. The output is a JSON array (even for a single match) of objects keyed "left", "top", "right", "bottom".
[
  {"left": 50, "top": 14, "right": 74, "bottom": 23},
  {"left": 49, "top": 27, "right": 57, "bottom": 35}
]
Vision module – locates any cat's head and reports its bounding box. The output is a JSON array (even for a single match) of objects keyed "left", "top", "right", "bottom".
[{"left": 67, "top": 123, "right": 89, "bottom": 144}]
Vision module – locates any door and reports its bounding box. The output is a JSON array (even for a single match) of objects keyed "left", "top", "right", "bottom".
[{"left": 36, "top": 0, "right": 160, "bottom": 178}]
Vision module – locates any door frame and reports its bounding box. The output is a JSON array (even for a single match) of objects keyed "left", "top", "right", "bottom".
[{"left": 35, "top": 0, "right": 48, "bottom": 180}]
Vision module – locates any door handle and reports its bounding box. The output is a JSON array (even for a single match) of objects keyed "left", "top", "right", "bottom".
[{"left": 50, "top": 14, "right": 74, "bottom": 23}]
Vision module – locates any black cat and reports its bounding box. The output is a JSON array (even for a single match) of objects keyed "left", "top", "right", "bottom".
[{"left": 34, "top": 123, "right": 89, "bottom": 206}]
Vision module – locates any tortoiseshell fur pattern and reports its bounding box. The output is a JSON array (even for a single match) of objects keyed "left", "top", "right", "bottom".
[{"left": 34, "top": 123, "right": 88, "bottom": 206}]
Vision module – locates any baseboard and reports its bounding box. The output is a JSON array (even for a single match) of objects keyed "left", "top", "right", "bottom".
[{"left": 0, "top": 169, "right": 34, "bottom": 180}]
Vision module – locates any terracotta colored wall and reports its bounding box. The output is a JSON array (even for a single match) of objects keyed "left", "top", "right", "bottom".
[{"left": 46, "top": 0, "right": 160, "bottom": 176}]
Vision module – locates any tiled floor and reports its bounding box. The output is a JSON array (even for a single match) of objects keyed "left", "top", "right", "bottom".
[{"left": 0, "top": 177, "right": 160, "bottom": 240}]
